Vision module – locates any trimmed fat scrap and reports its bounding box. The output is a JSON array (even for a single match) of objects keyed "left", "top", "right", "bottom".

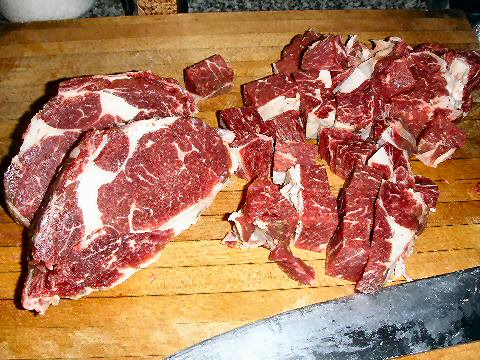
[
  {"left": 4, "top": 71, "right": 198, "bottom": 227},
  {"left": 325, "top": 165, "right": 382, "bottom": 282},
  {"left": 23, "top": 116, "right": 233, "bottom": 314},
  {"left": 183, "top": 54, "right": 235, "bottom": 98},
  {"left": 225, "top": 177, "right": 315, "bottom": 285}
]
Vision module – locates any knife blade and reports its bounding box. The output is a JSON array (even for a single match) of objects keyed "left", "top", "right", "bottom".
[{"left": 168, "top": 267, "right": 480, "bottom": 359}]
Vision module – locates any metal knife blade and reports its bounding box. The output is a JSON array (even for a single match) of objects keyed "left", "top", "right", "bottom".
[{"left": 168, "top": 267, "right": 480, "bottom": 359}]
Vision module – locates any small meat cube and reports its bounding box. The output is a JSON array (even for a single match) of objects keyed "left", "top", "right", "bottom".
[
  {"left": 375, "top": 57, "right": 416, "bottom": 100},
  {"left": 273, "top": 29, "right": 323, "bottom": 75},
  {"left": 319, "top": 128, "right": 377, "bottom": 180},
  {"left": 230, "top": 133, "right": 274, "bottom": 181},
  {"left": 335, "top": 80, "right": 375, "bottom": 138},
  {"left": 318, "top": 127, "right": 359, "bottom": 166},
  {"left": 416, "top": 118, "right": 467, "bottom": 167},
  {"left": 301, "top": 34, "right": 349, "bottom": 72},
  {"left": 293, "top": 70, "right": 336, "bottom": 139},
  {"left": 242, "top": 74, "right": 300, "bottom": 121},
  {"left": 273, "top": 141, "right": 318, "bottom": 184},
  {"left": 270, "top": 110, "right": 305, "bottom": 142},
  {"left": 367, "top": 142, "right": 414, "bottom": 187},
  {"left": 218, "top": 106, "right": 276, "bottom": 138},
  {"left": 325, "top": 165, "right": 382, "bottom": 282},
  {"left": 184, "top": 54, "right": 234, "bottom": 98}
]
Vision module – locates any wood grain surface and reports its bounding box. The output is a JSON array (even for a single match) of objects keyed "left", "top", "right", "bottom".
[{"left": 0, "top": 9, "right": 479, "bottom": 359}]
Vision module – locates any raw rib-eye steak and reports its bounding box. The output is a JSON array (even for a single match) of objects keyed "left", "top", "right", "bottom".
[
  {"left": 4, "top": 71, "right": 197, "bottom": 226},
  {"left": 22, "top": 116, "right": 233, "bottom": 314}
]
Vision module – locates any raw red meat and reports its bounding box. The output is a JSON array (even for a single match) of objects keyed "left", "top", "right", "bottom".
[
  {"left": 318, "top": 128, "right": 359, "bottom": 166},
  {"left": 269, "top": 245, "right": 315, "bottom": 285},
  {"left": 292, "top": 164, "right": 338, "bottom": 252},
  {"left": 367, "top": 142, "right": 414, "bottom": 187},
  {"left": 273, "top": 29, "right": 323, "bottom": 75},
  {"left": 319, "top": 128, "right": 377, "bottom": 180},
  {"left": 325, "top": 165, "right": 382, "bottom": 282},
  {"left": 270, "top": 110, "right": 305, "bottom": 142},
  {"left": 345, "top": 35, "right": 372, "bottom": 67},
  {"left": 229, "top": 132, "right": 274, "bottom": 181},
  {"left": 293, "top": 69, "right": 336, "bottom": 139},
  {"left": 184, "top": 54, "right": 234, "bottom": 98},
  {"left": 356, "top": 181, "right": 426, "bottom": 294},
  {"left": 225, "top": 177, "right": 314, "bottom": 284},
  {"left": 22, "top": 116, "right": 233, "bottom": 314},
  {"left": 218, "top": 106, "right": 276, "bottom": 138},
  {"left": 4, "top": 71, "right": 197, "bottom": 226},
  {"left": 334, "top": 37, "right": 408, "bottom": 94},
  {"left": 301, "top": 34, "right": 349, "bottom": 72},
  {"left": 218, "top": 106, "right": 303, "bottom": 142},
  {"left": 335, "top": 80, "right": 375, "bottom": 138},
  {"left": 377, "top": 49, "right": 478, "bottom": 162},
  {"left": 242, "top": 74, "right": 300, "bottom": 121},
  {"left": 413, "top": 175, "right": 439, "bottom": 235},
  {"left": 416, "top": 118, "right": 467, "bottom": 167},
  {"left": 272, "top": 141, "right": 317, "bottom": 184}
]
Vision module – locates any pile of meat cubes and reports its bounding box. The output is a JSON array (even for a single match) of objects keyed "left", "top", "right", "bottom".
[
  {"left": 5, "top": 29, "right": 480, "bottom": 314},
  {"left": 219, "top": 30, "right": 480, "bottom": 293}
]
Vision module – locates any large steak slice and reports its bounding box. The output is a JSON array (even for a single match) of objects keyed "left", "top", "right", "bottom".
[
  {"left": 22, "top": 116, "right": 233, "bottom": 314},
  {"left": 4, "top": 71, "right": 197, "bottom": 226}
]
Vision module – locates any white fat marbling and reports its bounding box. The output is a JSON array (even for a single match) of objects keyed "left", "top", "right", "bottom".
[
  {"left": 305, "top": 107, "right": 335, "bottom": 139},
  {"left": 367, "top": 146, "right": 393, "bottom": 174},
  {"left": 216, "top": 128, "right": 236, "bottom": 144},
  {"left": 76, "top": 136, "right": 117, "bottom": 247},
  {"left": 445, "top": 57, "right": 470, "bottom": 111},
  {"left": 317, "top": 70, "right": 332, "bottom": 88},
  {"left": 19, "top": 115, "right": 73, "bottom": 154},
  {"left": 386, "top": 213, "right": 416, "bottom": 266},
  {"left": 272, "top": 171, "right": 286, "bottom": 185},
  {"left": 416, "top": 146, "right": 456, "bottom": 168},
  {"left": 257, "top": 93, "right": 300, "bottom": 121},
  {"left": 99, "top": 91, "right": 141, "bottom": 120}
]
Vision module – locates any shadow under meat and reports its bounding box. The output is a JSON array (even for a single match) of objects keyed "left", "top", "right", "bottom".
[{"left": 1, "top": 78, "right": 68, "bottom": 312}]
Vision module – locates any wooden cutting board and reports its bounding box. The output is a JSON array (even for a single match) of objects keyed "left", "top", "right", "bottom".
[{"left": 0, "top": 9, "right": 479, "bottom": 359}]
